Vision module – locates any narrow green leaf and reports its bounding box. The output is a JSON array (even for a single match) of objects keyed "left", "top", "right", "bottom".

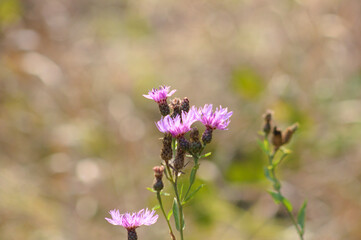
[
  {"left": 146, "top": 187, "right": 170, "bottom": 196},
  {"left": 282, "top": 197, "right": 293, "bottom": 212},
  {"left": 268, "top": 191, "right": 282, "bottom": 204},
  {"left": 200, "top": 152, "right": 212, "bottom": 158},
  {"left": 152, "top": 205, "right": 160, "bottom": 210},
  {"left": 281, "top": 147, "right": 292, "bottom": 155},
  {"left": 272, "top": 152, "right": 289, "bottom": 167},
  {"left": 297, "top": 200, "right": 307, "bottom": 234},
  {"left": 264, "top": 167, "right": 274, "bottom": 182},
  {"left": 184, "top": 184, "right": 205, "bottom": 203},
  {"left": 257, "top": 130, "right": 265, "bottom": 136},
  {"left": 189, "top": 167, "right": 197, "bottom": 186},
  {"left": 257, "top": 139, "right": 269, "bottom": 154},
  {"left": 146, "top": 187, "right": 156, "bottom": 193},
  {"left": 263, "top": 139, "right": 269, "bottom": 152},
  {"left": 179, "top": 184, "right": 184, "bottom": 199},
  {"left": 172, "top": 198, "right": 180, "bottom": 231},
  {"left": 167, "top": 209, "right": 173, "bottom": 220}
]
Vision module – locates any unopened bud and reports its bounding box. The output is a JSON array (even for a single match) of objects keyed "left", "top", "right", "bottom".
[
  {"left": 178, "top": 136, "right": 190, "bottom": 151},
  {"left": 161, "top": 133, "right": 172, "bottom": 162},
  {"left": 180, "top": 97, "right": 190, "bottom": 113},
  {"left": 263, "top": 110, "right": 273, "bottom": 136},
  {"left": 282, "top": 123, "right": 298, "bottom": 145},
  {"left": 190, "top": 141, "right": 202, "bottom": 154},
  {"left": 190, "top": 127, "right": 202, "bottom": 153},
  {"left": 173, "top": 148, "right": 185, "bottom": 171},
  {"left": 202, "top": 128, "right": 213, "bottom": 145},
  {"left": 153, "top": 166, "right": 165, "bottom": 192},
  {"left": 272, "top": 126, "right": 283, "bottom": 151},
  {"left": 190, "top": 127, "right": 199, "bottom": 142}
]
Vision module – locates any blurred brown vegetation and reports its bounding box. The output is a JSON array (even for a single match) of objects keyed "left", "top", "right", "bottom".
[{"left": 1, "top": 0, "right": 361, "bottom": 239}]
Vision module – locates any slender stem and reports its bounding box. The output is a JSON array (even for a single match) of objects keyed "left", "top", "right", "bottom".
[
  {"left": 157, "top": 192, "right": 176, "bottom": 240},
  {"left": 173, "top": 174, "right": 184, "bottom": 240},
  {"left": 183, "top": 155, "right": 199, "bottom": 202},
  {"left": 267, "top": 147, "right": 304, "bottom": 240}
]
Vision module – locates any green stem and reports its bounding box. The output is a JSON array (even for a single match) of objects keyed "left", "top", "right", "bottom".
[
  {"left": 183, "top": 155, "right": 199, "bottom": 202},
  {"left": 173, "top": 174, "right": 184, "bottom": 240},
  {"left": 268, "top": 148, "right": 304, "bottom": 240},
  {"left": 157, "top": 191, "right": 176, "bottom": 240}
]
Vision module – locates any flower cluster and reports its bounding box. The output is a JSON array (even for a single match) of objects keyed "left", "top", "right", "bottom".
[{"left": 146, "top": 85, "right": 233, "bottom": 168}]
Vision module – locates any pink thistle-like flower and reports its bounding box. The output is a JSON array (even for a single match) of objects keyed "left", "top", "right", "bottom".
[
  {"left": 156, "top": 106, "right": 198, "bottom": 138},
  {"left": 143, "top": 86, "right": 176, "bottom": 103},
  {"left": 105, "top": 208, "right": 158, "bottom": 229},
  {"left": 197, "top": 104, "right": 233, "bottom": 130}
]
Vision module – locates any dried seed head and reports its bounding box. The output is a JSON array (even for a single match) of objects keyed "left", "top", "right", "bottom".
[
  {"left": 127, "top": 229, "right": 138, "bottom": 240},
  {"left": 158, "top": 99, "right": 170, "bottom": 116},
  {"left": 202, "top": 128, "right": 213, "bottom": 145},
  {"left": 282, "top": 123, "right": 299, "bottom": 145},
  {"left": 173, "top": 148, "right": 185, "bottom": 171},
  {"left": 180, "top": 97, "right": 190, "bottom": 113},
  {"left": 170, "top": 98, "right": 182, "bottom": 118},
  {"left": 263, "top": 110, "right": 273, "bottom": 122},
  {"left": 272, "top": 126, "right": 283, "bottom": 150}
]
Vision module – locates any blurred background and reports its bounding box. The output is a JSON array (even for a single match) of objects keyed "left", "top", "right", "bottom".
[{"left": 1, "top": 0, "right": 361, "bottom": 239}]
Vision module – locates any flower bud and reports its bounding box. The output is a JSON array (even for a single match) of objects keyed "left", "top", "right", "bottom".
[
  {"left": 262, "top": 110, "right": 273, "bottom": 136},
  {"left": 153, "top": 166, "right": 165, "bottom": 192},
  {"left": 190, "top": 127, "right": 199, "bottom": 142},
  {"left": 190, "top": 127, "right": 202, "bottom": 153},
  {"left": 161, "top": 133, "right": 172, "bottom": 162},
  {"left": 173, "top": 148, "right": 185, "bottom": 171},
  {"left": 202, "top": 128, "right": 213, "bottom": 144},
  {"left": 178, "top": 136, "right": 190, "bottom": 151}
]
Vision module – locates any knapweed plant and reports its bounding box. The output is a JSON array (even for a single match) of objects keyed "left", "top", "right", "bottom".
[
  {"left": 144, "top": 86, "right": 233, "bottom": 240},
  {"left": 258, "top": 110, "right": 307, "bottom": 240}
]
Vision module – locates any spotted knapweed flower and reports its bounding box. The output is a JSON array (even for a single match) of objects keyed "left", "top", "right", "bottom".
[
  {"left": 105, "top": 208, "right": 158, "bottom": 240},
  {"left": 197, "top": 104, "right": 233, "bottom": 130},
  {"left": 156, "top": 106, "right": 198, "bottom": 138},
  {"left": 197, "top": 104, "right": 233, "bottom": 144},
  {"left": 143, "top": 86, "right": 176, "bottom": 116}
]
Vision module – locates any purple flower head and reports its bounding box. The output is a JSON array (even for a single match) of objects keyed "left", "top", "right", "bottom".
[
  {"left": 156, "top": 106, "right": 198, "bottom": 138},
  {"left": 197, "top": 104, "right": 233, "bottom": 130},
  {"left": 143, "top": 86, "right": 176, "bottom": 103},
  {"left": 105, "top": 208, "right": 158, "bottom": 230}
]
